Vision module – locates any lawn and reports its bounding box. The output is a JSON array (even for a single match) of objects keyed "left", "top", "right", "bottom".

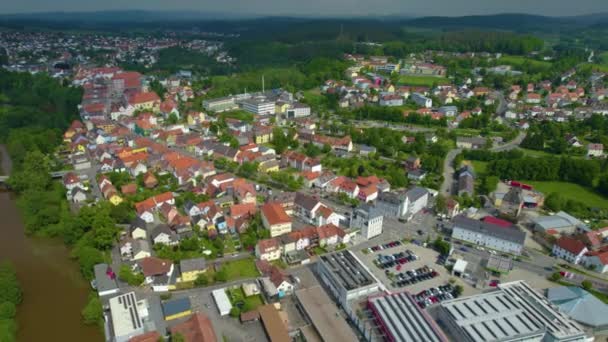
[
  {"left": 498, "top": 55, "right": 552, "bottom": 70},
  {"left": 226, "top": 287, "right": 264, "bottom": 312},
  {"left": 522, "top": 180, "right": 608, "bottom": 209},
  {"left": 467, "top": 160, "right": 488, "bottom": 175},
  {"left": 397, "top": 75, "right": 450, "bottom": 87},
  {"left": 220, "top": 258, "right": 260, "bottom": 280}
]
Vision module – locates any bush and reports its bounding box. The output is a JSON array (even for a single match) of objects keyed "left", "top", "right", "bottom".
[
  {"left": 81, "top": 293, "right": 103, "bottom": 326},
  {"left": 454, "top": 285, "right": 464, "bottom": 297},
  {"left": 229, "top": 307, "right": 241, "bottom": 317},
  {"left": 118, "top": 265, "right": 144, "bottom": 286},
  {"left": 582, "top": 280, "right": 593, "bottom": 291},
  {"left": 549, "top": 272, "right": 563, "bottom": 282},
  {"left": 0, "top": 302, "right": 16, "bottom": 320},
  {"left": 194, "top": 274, "right": 209, "bottom": 287}
]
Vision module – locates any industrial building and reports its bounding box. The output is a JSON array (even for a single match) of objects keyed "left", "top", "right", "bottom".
[
  {"left": 108, "top": 292, "right": 150, "bottom": 342},
  {"left": 547, "top": 286, "right": 608, "bottom": 334},
  {"left": 451, "top": 216, "right": 526, "bottom": 255},
  {"left": 240, "top": 97, "right": 276, "bottom": 115},
  {"left": 367, "top": 291, "right": 448, "bottom": 342},
  {"left": 438, "top": 281, "right": 587, "bottom": 342},
  {"left": 295, "top": 286, "right": 359, "bottom": 341},
  {"left": 162, "top": 297, "right": 192, "bottom": 321},
  {"left": 315, "top": 250, "right": 381, "bottom": 307}
]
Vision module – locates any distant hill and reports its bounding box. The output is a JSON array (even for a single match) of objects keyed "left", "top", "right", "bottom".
[{"left": 403, "top": 13, "right": 608, "bottom": 31}]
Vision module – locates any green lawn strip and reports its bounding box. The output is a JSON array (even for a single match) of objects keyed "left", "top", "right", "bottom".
[
  {"left": 522, "top": 180, "right": 608, "bottom": 209},
  {"left": 397, "top": 75, "right": 450, "bottom": 87},
  {"left": 221, "top": 258, "right": 260, "bottom": 281}
]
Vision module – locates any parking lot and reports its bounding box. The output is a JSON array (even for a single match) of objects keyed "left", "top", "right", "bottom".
[{"left": 354, "top": 242, "right": 478, "bottom": 296}]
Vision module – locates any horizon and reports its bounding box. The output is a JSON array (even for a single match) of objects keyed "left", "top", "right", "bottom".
[{"left": 2, "top": 0, "right": 607, "bottom": 18}]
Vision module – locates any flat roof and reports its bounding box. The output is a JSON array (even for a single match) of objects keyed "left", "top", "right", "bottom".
[
  {"left": 162, "top": 297, "right": 191, "bottom": 317},
  {"left": 94, "top": 263, "right": 119, "bottom": 294},
  {"left": 369, "top": 292, "right": 448, "bottom": 342},
  {"left": 258, "top": 304, "right": 290, "bottom": 342},
  {"left": 440, "top": 281, "right": 585, "bottom": 342},
  {"left": 295, "top": 286, "right": 358, "bottom": 342},
  {"left": 109, "top": 292, "right": 144, "bottom": 338},
  {"left": 211, "top": 288, "right": 232, "bottom": 314},
  {"left": 319, "top": 250, "right": 376, "bottom": 291},
  {"left": 453, "top": 259, "right": 468, "bottom": 273}
]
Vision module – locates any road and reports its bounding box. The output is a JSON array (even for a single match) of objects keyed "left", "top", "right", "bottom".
[
  {"left": 439, "top": 130, "right": 526, "bottom": 197},
  {"left": 439, "top": 148, "right": 461, "bottom": 196}
]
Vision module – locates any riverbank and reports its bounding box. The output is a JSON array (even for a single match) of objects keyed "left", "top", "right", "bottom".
[{"left": 0, "top": 148, "right": 103, "bottom": 341}]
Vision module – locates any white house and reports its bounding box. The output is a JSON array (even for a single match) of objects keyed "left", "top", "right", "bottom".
[
  {"left": 255, "top": 238, "right": 282, "bottom": 262},
  {"left": 552, "top": 237, "right": 588, "bottom": 265},
  {"left": 412, "top": 92, "right": 432, "bottom": 108},
  {"left": 406, "top": 187, "right": 429, "bottom": 218},
  {"left": 351, "top": 204, "right": 383, "bottom": 240},
  {"left": 583, "top": 251, "right": 608, "bottom": 273},
  {"left": 587, "top": 143, "right": 604, "bottom": 158}
]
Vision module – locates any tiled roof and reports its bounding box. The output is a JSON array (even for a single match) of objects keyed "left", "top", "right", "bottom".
[{"left": 555, "top": 236, "right": 587, "bottom": 255}]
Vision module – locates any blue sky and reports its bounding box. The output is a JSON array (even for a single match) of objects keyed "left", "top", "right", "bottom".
[{"left": 3, "top": 0, "right": 607, "bottom": 17}]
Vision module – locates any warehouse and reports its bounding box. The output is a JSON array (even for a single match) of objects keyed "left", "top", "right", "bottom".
[
  {"left": 211, "top": 288, "right": 233, "bottom": 316},
  {"left": 295, "top": 286, "right": 358, "bottom": 341},
  {"left": 438, "top": 281, "right": 587, "bottom": 342},
  {"left": 368, "top": 291, "right": 448, "bottom": 342},
  {"left": 451, "top": 216, "right": 526, "bottom": 255},
  {"left": 315, "top": 250, "right": 381, "bottom": 307}
]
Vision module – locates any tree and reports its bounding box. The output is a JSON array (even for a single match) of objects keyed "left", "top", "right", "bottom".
[
  {"left": 581, "top": 280, "right": 593, "bottom": 291},
  {"left": 119, "top": 265, "right": 144, "bottom": 286},
  {"left": 433, "top": 237, "right": 452, "bottom": 256},
  {"left": 194, "top": 274, "right": 209, "bottom": 287},
  {"left": 435, "top": 194, "right": 447, "bottom": 214},
  {"left": 454, "top": 284, "right": 464, "bottom": 297},
  {"left": 0, "top": 302, "right": 16, "bottom": 320},
  {"left": 0, "top": 263, "right": 22, "bottom": 306},
  {"left": 81, "top": 294, "right": 103, "bottom": 325},
  {"left": 549, "top": 272, "right": 563, "bottom": 282},
  {"left": 480, "top": 176, "right": 499, "bottom": 194}
]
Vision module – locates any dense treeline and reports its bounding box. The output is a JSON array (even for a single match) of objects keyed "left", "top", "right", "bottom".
[
  {"left": 522, "top": 116, "right": 608, "bottom": 155},
  {"left": 0, "top": 262, "right": 22, "bottom": 342},
  {"left": 344, "top": 106, "right": 448, "bottom": 127},
  {"left": 0, "top": 70, "right": 82, "bottom": 142},
  {"left": 201, "top": 57, "right": 351, "bottom": 97}
]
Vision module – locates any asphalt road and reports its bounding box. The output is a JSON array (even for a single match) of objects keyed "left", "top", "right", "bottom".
[{"left": 439, "top": 148, "right": 461, "bottom": 196}]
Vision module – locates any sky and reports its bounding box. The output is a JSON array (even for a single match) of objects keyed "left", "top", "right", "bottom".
[{"left": 2, "top": 0, "right": 607, "bottom": 17}]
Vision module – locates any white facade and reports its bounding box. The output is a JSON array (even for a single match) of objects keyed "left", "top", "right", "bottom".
[
  {"left": 351, "top": 206, "right": 383, "bottom": 240},
  {"left": 412, "top": 92, "right": 432, "bottom": 108},
  {"left": 241, "top": 99, "right": 275, "bottom": 115},
  {"left": 452, "top": 226, "right": 523, "bottom": 255},
  {"left": 286, "top": 104, "right": 311, "bottom": 118},
  {"left": 552, "top": 244, "right": 588, "bottom": 265}
]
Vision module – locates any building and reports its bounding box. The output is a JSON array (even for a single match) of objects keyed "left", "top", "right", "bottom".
[
  {"left": 533, "top": 211, "right": 588, "bottom": 235},
  {"left": 256, "top": 238, "right": 282, "bottom": 262},
  {"left": 285, "top": 103, "right": 311, "bottom": 118},
  {"left": 258, "top": 304, "right": 290, "bottom": 342},
  {"left": 93, "top": 263, "right": 119, "bottom": 297},
  {"left": 350, "top": 204, "right": 383, "bottom": 239},
  {"left": 456, "top": 136, "right": 487, "bottom": 149},
  {"left": 499, "top": 187, "right": 524, "bottom": 218},
  {"left": 162, "top": 297, "right": 192, "bottom": 321},
  {"left": 379, "top": 94, "right": 404, "bottom": 107},
  {"left": 552, "top": 237, "right": 588, "bottom": 265},
  {"left": 367, "top": 291, "right": 448, "bottom": 342},
  {"left": 451, "top": 216, "right": 526, "bottom": 255},
  {"left": 315, "top": 250, "right": 381, "bottom": 307},
  {"left": 202, "top": 96, "right": 238, "bottom": 112},
  {"left": 240, "top": 97, "right": 276, "bottom": 115},
  {"left": 178, "top": 257, "right": 208, "bottom": 283},
  {"left": 412, "top": 92, "right": 432, "bottom": 108},
  {"left": 582, "top": 248, "right": 608, "bottom": 273},
  {"left": 376, "top": 191, "right": 409, "bottom": 218},
  {"left": 406, "top": 187, "right": 429, "bottom": 217},
  {"left": 587, "top": 143, "right": 604, "bottom": 157},
  {"left": 211, "top": 288, "right": 232, "bottom": 316},
  {"left": 108, "top": 292, "right": 149, "bottom": 342},
  {"left": 438, "top": 281, "right": 587, "bottom": 342},
  {"left": 295, "top": 286, "right": 359, "bottom": 342},
  {"left": 547, "top": 286, "right": 608, "bottom": 334},
  {"left": 170, "top": 313, "right": 218, "bottom": 342},
  {"left": 261, "top": 203, "right": 292, "bottom": 237}
]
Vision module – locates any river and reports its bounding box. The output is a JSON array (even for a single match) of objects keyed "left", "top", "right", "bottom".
[{"left": 0, "top": 145, "right": 103, "bottom": 342}]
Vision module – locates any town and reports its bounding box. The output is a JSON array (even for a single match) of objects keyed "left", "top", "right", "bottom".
[{"left": 2, "top": 13, "right": 608, "bottom": 342}]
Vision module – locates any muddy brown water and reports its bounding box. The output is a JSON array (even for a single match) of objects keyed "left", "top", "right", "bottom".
[{"left": 0, "top": 145, "right": 103, "bottom": 341}]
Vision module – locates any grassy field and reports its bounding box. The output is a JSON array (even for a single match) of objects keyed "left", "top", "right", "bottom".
[
  {"left": 221, "top": 258, "right": 260, "bottom": 280},
  {"left": 523, "top": 180, "right": 608, "bottom": 209},
  {"left": 398, "top": 75, "right": 450, "bottom": 87},
  {"left": 226, "top": 287, "right": 264, "bottom": 312},
  {"left": 469, "top": 160, "right": 488, "bottom": 175},
  {"left": 498, "top": 55, "right": 552, "bottom": 70}
]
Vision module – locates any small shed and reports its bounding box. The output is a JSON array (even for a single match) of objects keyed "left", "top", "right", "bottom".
[
  {"left": 212, "top": 288, "right": 233, "bottom": 316},
  {"left": 452, "top": 259, "right": 468, "bottom": 277}
]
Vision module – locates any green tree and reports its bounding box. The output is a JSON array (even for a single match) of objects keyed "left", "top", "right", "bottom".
[
  {"left": 0, "top": 302, "right": 16, "bottom": 320},
  {"left": 194, "top": 274, "right": 209, "bottom": 287},
  {"left": 549, "top": 272, "right": 563, "bottom": 282},
  {"left": 0, "top": 263, "right": 22, "bottom": 306},
  {"left": 435, "top": 194, "right": 447, "bottom": 214},
  {"left": 118, "top": 265, "right": 144, "bottom": 286},
  {"left": 581, "top": 280, "right": 593, "bottom": 291},
  {"left": 81, "top": 294, "right": 103, "bottom": 325}
]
